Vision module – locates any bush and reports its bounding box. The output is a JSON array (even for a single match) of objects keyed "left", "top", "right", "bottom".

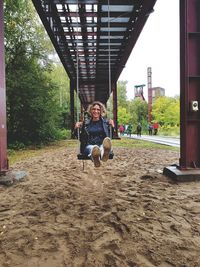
[
  {"left": 54, "top": 129, "right": 71, "bottom": 140},
  {"left": 8, "top": 141, "right": 26, "bottom": 150},
  {"left": 159, "top": 125, "right": 180, "bottom": 137}
]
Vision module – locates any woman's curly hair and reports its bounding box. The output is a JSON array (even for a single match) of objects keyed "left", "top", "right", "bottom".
[{"left": 87, "top": 101, "right": 107, "bottom": 117}]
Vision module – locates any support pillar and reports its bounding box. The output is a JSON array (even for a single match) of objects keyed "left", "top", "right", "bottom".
[
  {"left": 112, "top": 82, "right": 119, "bottom": 138},
  {"left": 0, "top": 0, "right": 8, "bottom": 174},
  {"left": 163, "top": 0, "right": 200, "bottom": 181},
  {"left": 147, "top": 67, "right": 152, "bottom": 122},
  {"left": 179, "top": 0, "right": 200, "bottom": 169},
  {"left": 70, "top": 79, "right": 75, "bottom": 138}
]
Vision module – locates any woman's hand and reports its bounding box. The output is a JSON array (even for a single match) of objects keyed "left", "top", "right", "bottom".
[
  {"left": 75, "top": 122, "right": 83, "bottom": 129},
  {"left": 109, "top": 119, "right": 115, "bottom": 128}
]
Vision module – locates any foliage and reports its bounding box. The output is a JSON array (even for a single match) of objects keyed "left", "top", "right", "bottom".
[
  {"left": 158, "top": 125, "right": 180, "bottom": 137},
  {"left": 54, "top": 129, "right": 71, "bottom": 140},
  {"left": 6, "top": 56, "right": 61, "bottom": 144},
  {"left": 127, "top": 98, "right": 148, "bottom": 131},
  {"left": 50, "top": 63, "right": 71, "bottom": 128},
  {"left": 117, "top": 81, "right": 128, "bottom": 108},
  {"left": 5, "top": 0, "right": 71, "bottom": 145},
  {"left": 116, "top": 80, "right": 148, "bottom": 131},
  {"left": 117, "top": 107, "right": 132, "bottom": 125},
  {"left": 4, "top": 0, "right": 53, "bottom": 68},
  {"left": 116, "top": 81, "right": 179, "bottom": 136},
  {"left": 152, "top": 96, "right": 180, "bottom": 127}
]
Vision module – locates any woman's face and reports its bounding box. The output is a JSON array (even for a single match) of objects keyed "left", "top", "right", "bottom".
[{"left": 91, "top": 104, "right": 101, "bottom": 120}]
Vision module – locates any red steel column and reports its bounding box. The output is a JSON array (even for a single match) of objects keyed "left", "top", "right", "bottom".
[
  {"left": 179, "top": 0, "right": 200, "bottom": 169},
  {"left": 0, "top": 0, "right": 8, "bottom": 174},
  {"left": 70, "top": 79, "right": 75, "bottom": 138}
]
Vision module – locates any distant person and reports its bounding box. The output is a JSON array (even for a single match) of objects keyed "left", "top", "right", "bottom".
[
  {"left": 119, "top": 124, "right": 124, "bottom": 136},
  {"left": 127, "top": 124, "right": 132, "bottom": 137},
  {"left": 123, "top": 124, "right": 126, "bottom": 135},
  {"left": 148, "top": 123, "right": 153, "bottom": 135},
  {"left": 153, "top": 122, "right": 159, "bottom": 135},
  {"left": 136, "top": 123, "right": 142, "bottom": 137}
]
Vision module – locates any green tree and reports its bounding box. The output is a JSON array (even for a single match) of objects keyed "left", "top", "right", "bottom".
[
  {"left": 50, "top": 63, "right": 71, "bottom": 128},
  {"left": 127, "top": 98, "right": 148, "bottom": 131},
  {"left": 117, "top": 107, "right": 132, "bottom": 125},
  {"left": 4, "top": 0, "right": 53, "bottom": 68},
  {"left": 5, "top": 0, "right": 63, "bottom": 145},
  {"left": 152, "top": 96, "right": 180, "bottom": 126},
  {"left": 117, "top": 80, "right": 128, "bottom": 108}
]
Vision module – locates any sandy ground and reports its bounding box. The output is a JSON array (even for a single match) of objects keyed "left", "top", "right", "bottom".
[{"left": 0, "top": 144, "right": 200, "bottom": 267}]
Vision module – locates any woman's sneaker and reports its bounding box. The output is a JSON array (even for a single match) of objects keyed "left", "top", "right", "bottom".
[
  {"left": 102, "top": 137, "right": 111, "bottom": 162},
  {"left": 91, "top": 145, "right": 101, "bottom": 167}
]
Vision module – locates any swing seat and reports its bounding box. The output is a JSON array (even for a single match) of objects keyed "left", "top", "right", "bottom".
[{"left": 77, "top": 151, "right": 114, "bottom": 160}]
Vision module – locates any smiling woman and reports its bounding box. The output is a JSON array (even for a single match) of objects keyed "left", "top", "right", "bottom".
[{"left": 74, "top": 101, "right": 115, "bottom": 167}]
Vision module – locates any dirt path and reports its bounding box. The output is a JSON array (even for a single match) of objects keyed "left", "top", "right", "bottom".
[{"left": 0, "top": 146, "right": 200, "bottom": 267}]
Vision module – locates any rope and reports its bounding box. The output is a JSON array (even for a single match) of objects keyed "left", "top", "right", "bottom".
[
  {"left": 108, "top": 0, "right": 111, "bottom": 97},
  {"left": 75, "top": 5, "right": 84, "bottom": 167},
  {"left": 108, "top": 0, "right": 112, "bottom": 139},
  {"left": 76, "top": 0, "right": 80, "bottom": 142}
]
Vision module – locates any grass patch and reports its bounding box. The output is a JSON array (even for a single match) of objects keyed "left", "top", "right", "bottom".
[
  {"left": 8, "top": 140, "right": 78, "bottom": 166},
  {"left": 112, "top": 137, "right": 179, "bottom": 151},
  {"left": 8, "top": 138, "right": 179, "bottom": 166}
]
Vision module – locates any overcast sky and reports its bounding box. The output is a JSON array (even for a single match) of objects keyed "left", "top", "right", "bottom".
[{"left": 119, "top": 0, "right": 180, "bottom": 100}]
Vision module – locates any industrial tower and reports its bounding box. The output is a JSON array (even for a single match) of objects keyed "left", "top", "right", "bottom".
[{"left": 147, "top": 67, "right": 152, "bottom": 122}]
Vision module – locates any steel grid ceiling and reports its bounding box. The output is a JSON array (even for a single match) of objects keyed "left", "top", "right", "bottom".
[{"left": 32, "top": 0, "right": 157, "bottom": 107}]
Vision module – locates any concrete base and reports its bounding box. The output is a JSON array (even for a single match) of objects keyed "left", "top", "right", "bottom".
[
  {"left": 163, "top": 165, "right": 200, "bottom": 182},
  {"left": 0, "top": 171, "right": 27, "bottom": 186}
]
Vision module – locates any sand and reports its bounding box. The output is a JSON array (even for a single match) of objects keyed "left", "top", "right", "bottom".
[{"left": 0, "top": 144, "right": 200, "bottom": 267}]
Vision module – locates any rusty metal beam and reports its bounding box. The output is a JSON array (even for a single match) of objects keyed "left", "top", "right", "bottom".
[
  {"left": 70, "top": 80, "right": 75, "bottom": 138},
  {"left": 32, "top": 0, "right": 158, "bottom": 106},
  {"left": 0, "top": 0, "right": 8, "bottom": 174},
  {"left": 51, "top": 11, "right": 132, "bottom": 17},
  {"left": 32, "top": 0, "right": 75, "bottom": 79},
  {"left": 179, "top": 0, "right": 200, "bottom": 169},
  {"left": 163, "top": 0, "right": 200, "bottom": 180},
  {"left": 44, "top": 0, "right": 134, "bottom": 3}
]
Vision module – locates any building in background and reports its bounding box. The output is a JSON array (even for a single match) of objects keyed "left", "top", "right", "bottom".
[{"left": 151, "top": 87, "right": 165, "bottom": 102}]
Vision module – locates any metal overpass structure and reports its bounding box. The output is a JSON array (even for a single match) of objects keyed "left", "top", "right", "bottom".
[
  {"left": 32, "top": 0, "right": 156, "bottom": 106},
  {"left": 31, "top": 0, "right": 157, "bottom": 137},
  {"left": 1, "top": 0, "right": 200, "bottom": 180}
]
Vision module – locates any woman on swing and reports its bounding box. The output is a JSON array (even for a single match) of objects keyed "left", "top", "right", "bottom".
[{"left": 75, "top": 101, "right": 115, "bottom": 167}]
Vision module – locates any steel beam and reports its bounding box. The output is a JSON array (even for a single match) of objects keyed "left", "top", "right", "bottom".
[
  {"left": 0, "top": 0, "right": 8, "bottom": 174},
  {"left": 179, "top": 0, "right": 200, "bottom": 169},
  {"left": 70, "top": 80, "right": 75, "bottom": 138},
  {"left": 163, "top": 0, "right": 200, "bottom": 180}
]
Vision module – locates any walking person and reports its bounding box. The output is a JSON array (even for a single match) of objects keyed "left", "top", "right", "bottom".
[
  {"left": 148, "top": 123, "right": 153, "bottom": 135},
  {"left": 136, "top": 123, "right": 142, "bottom": 137},
  {"left": 127, "top": 124, "right": 132, "bottom": 137},
  {"left": 119, "top": 124, "right": 124, "bottom": 136},
  {"left": 153, "top": 121, "right": 159, "bottom": 135}
]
